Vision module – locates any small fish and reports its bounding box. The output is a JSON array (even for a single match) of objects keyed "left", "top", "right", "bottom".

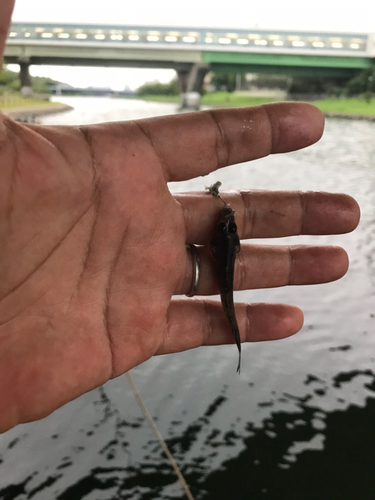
[{"left": 210, "top": 205, "right": 242, "bottom": 373}]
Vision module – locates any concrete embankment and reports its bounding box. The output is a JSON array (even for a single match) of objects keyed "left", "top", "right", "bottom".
[{"left": 1, "top": 103, "right": 73, "bottom": 120}]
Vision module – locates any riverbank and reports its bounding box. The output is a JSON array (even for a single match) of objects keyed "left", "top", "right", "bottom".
[
  {"left": 134, "top": 92, "right": 274, "bottom": 107},
  {"left": 136, "top": 93, "right": 375, "bottom": 120},
  {"left": 1, "top": 103, "right": 73, "bottom": 121},
  {"left": 313, "top": 97, "right": 375, "bottom": 117},
  {"left": 3, "top": 94, "right": 375, "bottom": 122},
  {"left": 0, "top": 96, "right": 73, "bottom": 120}
]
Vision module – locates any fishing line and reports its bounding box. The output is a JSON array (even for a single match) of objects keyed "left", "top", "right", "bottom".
[{"left": 125, "top": 372, "right": 195, "bottom": 500}]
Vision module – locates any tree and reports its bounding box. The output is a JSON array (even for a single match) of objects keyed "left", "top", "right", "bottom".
[
  {"left": 137, "top": 79, "right": 179, "bottom": 96},
  {"left": 346, "top": 68, "right": 375, "bottom": 97},
  {"left": 0, "top": 65, "right": 19, "bottom": 92},
  {"left": 210, "top": 70, "right": 238, "bottom": 93},
  {"left": 0, "top": 65, "right": 62, "bottom": 94},
  {"left": 288, "top": 76, "right": 347, "bottom": 96}
]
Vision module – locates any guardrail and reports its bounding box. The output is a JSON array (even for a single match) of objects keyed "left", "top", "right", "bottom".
[{"left": 7, "top": 23, "right": 371, "bottom": 55}]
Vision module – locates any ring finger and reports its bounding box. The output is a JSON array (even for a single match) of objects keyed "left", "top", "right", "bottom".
[{"left": 177, "top": 243, "right": 348, "bottom": 296}]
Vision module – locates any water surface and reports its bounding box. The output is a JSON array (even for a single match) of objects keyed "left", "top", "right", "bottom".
[{"left": 0, "top": 97, "right": 374, "bottom": 499}]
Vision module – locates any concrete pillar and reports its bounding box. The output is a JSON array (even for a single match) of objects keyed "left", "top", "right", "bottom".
[
  {"left": 19, "top": 60, "right": 33, "bottom": 97},
  {"left": 176, "top": 63, "right": 209, "bottom": 110}
]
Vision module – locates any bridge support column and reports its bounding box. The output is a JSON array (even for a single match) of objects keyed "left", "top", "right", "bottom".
[
  {"left": 176, "top": 63, "right": 209, "bottom": 110},
  {"left": 19, "top": 59, "right": 33, "bottom": 97}
]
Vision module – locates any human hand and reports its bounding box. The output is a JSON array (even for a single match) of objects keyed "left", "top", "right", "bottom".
[{"left": 0, "top": 1, "right": 360, "bottom": 432}]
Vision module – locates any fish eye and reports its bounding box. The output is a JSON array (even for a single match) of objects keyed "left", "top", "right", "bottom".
[
  {"left": 228, "top": 222, "right": 237, "bottom": 234},
  {"left": 218, "top": 222, "right": 227, "bottom": 233}
]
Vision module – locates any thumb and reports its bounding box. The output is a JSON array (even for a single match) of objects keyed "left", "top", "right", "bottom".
[{"left": 0, "top": 0, "right": 15, "bottom": 65}]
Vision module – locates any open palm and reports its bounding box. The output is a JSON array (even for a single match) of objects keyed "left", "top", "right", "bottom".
[{"left": 0, "top": 1, "right": 360, "bottom": 432}]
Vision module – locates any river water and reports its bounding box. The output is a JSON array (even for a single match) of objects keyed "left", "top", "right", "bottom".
[{"left": 0, "top": 96, "right": 375, "bottom": 499}]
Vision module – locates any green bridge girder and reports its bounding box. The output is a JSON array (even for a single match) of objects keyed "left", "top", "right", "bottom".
[{"left": 203, "top": 51, "right": 374, "bottom": 78}]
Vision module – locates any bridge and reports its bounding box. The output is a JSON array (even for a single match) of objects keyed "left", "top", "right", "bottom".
[{"left": 4, "top": 22, "right": 375, "bottom": 107}]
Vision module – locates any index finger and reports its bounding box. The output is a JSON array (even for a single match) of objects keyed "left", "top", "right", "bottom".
[{"left": 135, "top": 102, "right": 324, "bottom": 182}]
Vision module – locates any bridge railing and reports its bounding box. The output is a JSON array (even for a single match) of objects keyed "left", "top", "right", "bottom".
[{"left": 7, "top": 23, "right": 370, "bottom": 55}]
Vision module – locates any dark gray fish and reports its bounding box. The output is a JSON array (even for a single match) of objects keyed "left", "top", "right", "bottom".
[{"left": 210, "top": 205, "right": 242, "bottom": 372}]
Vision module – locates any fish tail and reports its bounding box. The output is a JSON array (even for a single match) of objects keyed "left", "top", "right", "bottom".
[
  {"left": 221, "top": 292, "right": 242, "bottom": 373},
  {"left": 237, "top": 352, "right": 241, "bottom": 374}
]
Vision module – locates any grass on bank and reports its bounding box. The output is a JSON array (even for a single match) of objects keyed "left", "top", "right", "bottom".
[
  {"left": 3, "top": 92, "right": 375, "bottom": 117},
  {"left": 0, "top": 95, "right": 61, "bottom": 110},
  {"left": 202, "top": 92, "right": 274, "bottom": 107},
  {"left": 137, "top": 92, "right": 274, "bottom": 107},
  {"left": 137, "top": 92, "right": 375, "bottom": 116},
  {"left": 312, "top": 97, "right": 375, "bottom": 115},
  {"left": 135, "top": 95, "right": 180, "bottom": 103}
]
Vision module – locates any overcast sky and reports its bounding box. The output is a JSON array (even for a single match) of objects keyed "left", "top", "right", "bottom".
[{"left": 8, "top": 0, "right": 375, "bottom": 90}]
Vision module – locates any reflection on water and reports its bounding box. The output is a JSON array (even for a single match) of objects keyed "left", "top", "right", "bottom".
[{"left": 0, "top": 97, "right": 374, "bottom": 499}]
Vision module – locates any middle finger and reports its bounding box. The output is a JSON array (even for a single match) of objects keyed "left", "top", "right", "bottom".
[{"left": 175, "top": 190, "right": 359, "bottom": 244}]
